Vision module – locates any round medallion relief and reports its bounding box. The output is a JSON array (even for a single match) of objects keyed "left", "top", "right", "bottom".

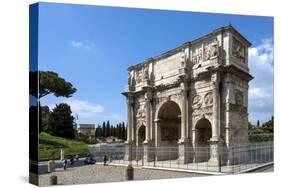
[{"left": 192, "top": 95, "right": 202, "bottom": 109}]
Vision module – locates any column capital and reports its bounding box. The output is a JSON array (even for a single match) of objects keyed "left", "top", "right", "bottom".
[{"left": 126, "top": 95, "right": 134, "bottom": 105}]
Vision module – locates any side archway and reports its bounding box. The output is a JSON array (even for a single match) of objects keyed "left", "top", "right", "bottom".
[{"left": 194, "top": 118, "right": 212, "bottom": 162}]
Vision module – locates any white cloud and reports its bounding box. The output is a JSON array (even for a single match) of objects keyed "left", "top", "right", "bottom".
[
  {"left": 47, "top": 98, "right": 125, "bottom": 124},
  {"left": 249, "top": 37, "right": 273, "bottom": 73},
  {"left": 69, "top": 40, "right": 83, "bottom": 48},
  {"left": 249, "top": 87, "right": 271, "bottom": 100},
  {"left": 48, "top": 98, "right": 104, "bottom": 118},
  {"left": 248, "top": 37, "right": 274, "bottom": 123},
  {"left": 69, "top": 40, "right": 94, "bottom": 50}
]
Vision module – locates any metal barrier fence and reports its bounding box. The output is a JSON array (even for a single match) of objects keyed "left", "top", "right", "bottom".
[{"left": 88, "top": 141, "right": 273, "bottom": 174}]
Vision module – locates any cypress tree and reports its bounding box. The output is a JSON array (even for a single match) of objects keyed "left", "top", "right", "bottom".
[
  {"left": 106, "top": 120, "right": 110, "bottom": 137},
  {"left": 102, "top": 121, "right": 106, "bottom": 137}
]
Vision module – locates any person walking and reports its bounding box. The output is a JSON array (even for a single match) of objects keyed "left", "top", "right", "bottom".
[
  {"left": 103, "top": 155, "right": 107, "bottom": 166},
  {"left": 63, "top": 159, "right": 67, "bottom": 170}
]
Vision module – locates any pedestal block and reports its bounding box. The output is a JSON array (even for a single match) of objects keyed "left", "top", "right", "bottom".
[
  {"left": 124, "top": 142, "right": 135, "bottom": 161},
  {"left": 178, "top": 139, "right": 192, "bottom": 164},
  {"left": 208, "top": 139, "right": 222, "bottom": 172},
  {"left": 143, "top": 141, "right": 153, "bottom": 162}
]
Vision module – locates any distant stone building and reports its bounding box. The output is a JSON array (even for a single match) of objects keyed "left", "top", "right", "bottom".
[
  {"left": 123, "top": 25, "right": 253, "bottom": 166},
  {"left": 76, "top": 124, "right": 96, "bottom": 142}
]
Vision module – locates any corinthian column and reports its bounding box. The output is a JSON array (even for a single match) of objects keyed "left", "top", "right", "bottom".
[
  {"left": 179, "top": 83, "right": 187, "bottom": 142},
  {"left": 178, "top": 80, "right": 191, "bottom": 164},
  {"left": 209, "top": 72, "right": 222, "bottom": 169},
  {"left": 124, "top": 94, "right": 134, "bottom": 161},
  {"left": 143, "top": 90, "right": 152, "bottom": 162},
  {"left": 144, "top": 92, "right": 152, "bottom": 142},
  {"left": 126, "top": 95, "right": 133, "bottom": 143},
  {"left": 211, "top": 72, "right": 221, "bottom": 140}
]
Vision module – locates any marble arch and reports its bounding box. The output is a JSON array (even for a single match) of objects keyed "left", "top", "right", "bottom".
[{"left": 123, "top": 25, "right": 253, "bottom": 165}]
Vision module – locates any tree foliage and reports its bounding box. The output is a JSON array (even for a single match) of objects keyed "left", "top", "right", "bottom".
[
  {"left": 248, "top": 116, "right": 274, "bottom": 142},
  {"left": 48, "top": 103, "right": 75, "bottom": 139},
  {"left": 30, "top": 71, "right": 77, "bottom": 99},
  {"left": 94, "top": 121, "right": 127, "bottom": 141}
]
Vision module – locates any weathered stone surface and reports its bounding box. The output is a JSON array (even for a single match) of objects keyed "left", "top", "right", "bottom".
[{"left": 123, "top": 25, "right": 253, "bottom": 165}]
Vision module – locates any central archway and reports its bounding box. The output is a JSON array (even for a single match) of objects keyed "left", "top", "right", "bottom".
[
  {"left": 194, "top": 118, "right": 212, "bottom": 162},
  {"left": 157, "top": 101, "right": 181, "bottom": 160}
]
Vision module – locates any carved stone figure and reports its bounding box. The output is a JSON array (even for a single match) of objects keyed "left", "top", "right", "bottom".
[
  {"left": 143, "top": 66, "right": 149, "bottom": 80},
  {"left": 192, "top": 48, "right": 203, "bottom": 66},
  {"left": 128, "top": 72, "right": 132, "bottom": 86},
  {"left": 235, "top": 90, "right": 243, "bottom": 105},
  {"left": 233, "top": 37, "right": 245, "bottom": 59},
  {"left": 210, "top": 39, "right": 219, "bottom": 57},
  {"left": 204, "top": 45, "right": 211, "bottom": 60},
  {"left": 135, "top": 70, "right": 142, "bottom": 83},
  {"left": 180, "top": 48, "right": 186, "bottom": 67}
]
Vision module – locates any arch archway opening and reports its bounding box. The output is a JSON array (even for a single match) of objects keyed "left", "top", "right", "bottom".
[
  {"left": 157, "top": 101, "right": 181, "bottom": 160},
  {"left": 137, "top": 125, "right": 145, "bottom": 146},
  {"left": 136, "top": 125, "right": 145, "bottom": 160},
  {"left": 195, "top": 118, "right": 212, "bottom": 162}
]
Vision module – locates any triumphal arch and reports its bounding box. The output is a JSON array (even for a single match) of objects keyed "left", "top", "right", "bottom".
[{"left": 123, "top": 25, "right": 253, "bottom": 166}]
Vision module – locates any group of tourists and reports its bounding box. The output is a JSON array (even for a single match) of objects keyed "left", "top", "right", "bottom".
[
  {"left": 62, "top": 154, "right": 79, "bottom": 170},
  {"left": 62, "top": 154, "right": 108, "bottom": 170}
]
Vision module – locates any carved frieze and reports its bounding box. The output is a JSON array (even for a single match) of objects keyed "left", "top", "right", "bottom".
[
  {"left": 232, "top": 37, "right": 245, "bottom": 61},
  {"left": 192, "top": 106, "right": 213, "bottom": 115},
  {"left": 155, "top": 80, "right": 181, "bottom": 91}
]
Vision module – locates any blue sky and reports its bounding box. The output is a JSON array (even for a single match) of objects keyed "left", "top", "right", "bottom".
[{"left": 38, "top": 2, "right": 273, "bottom": 125}]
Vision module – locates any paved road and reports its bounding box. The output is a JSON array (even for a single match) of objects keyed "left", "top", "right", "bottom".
[{"left": 249, "top": 164, "right": 274, "bottom": 173}]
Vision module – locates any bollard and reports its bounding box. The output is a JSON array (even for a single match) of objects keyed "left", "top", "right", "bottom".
[
  {"left": 50, "top": 175, "right": 58, "bottom": 185},
  {"left": 125, "top": 164, "right": 134, "bottom": 180},
  {"left": 48, "top": 160, "right": 56, "bottom": 173}
]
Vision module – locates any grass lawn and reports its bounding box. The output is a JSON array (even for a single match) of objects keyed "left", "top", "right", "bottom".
[{"left": 39, "top": 132, "right": 88, "bottom": 161}]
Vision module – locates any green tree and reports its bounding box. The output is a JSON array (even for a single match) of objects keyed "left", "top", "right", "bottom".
[
  {"left": 48, "top": 103, "right": 75, "bottom": 139},
  {"left": 121, "top": 122, "right": 126, "bottom": 140},
  {"left": 102, "top": 122, "right": 106, "bottom": 137},
  {"left": 257, "top": 120, "right": 260, "bottom": 127},
  {"left": 117, "top": 123, "right": 121, "bottom": 139},
  {"left": 262, "top": 116, "right": 274, "bottom": 133},
  {"left": 30, "top": 71, "right": 77, "bottom": 132},
  {"left": 248, "top": 122, "right": 253, "bottom": 130},
  {"left": 106, "top": 120, "right": 110, "bottom": 137},
  {"left": 41, "top": 106, "right": 50, "bottom": 132},
  {"left": 30, "top": 71, "right": 76, "bottom": 99},
  {"left": 95, "top": 125, "right": 102, "bottom": 137}
]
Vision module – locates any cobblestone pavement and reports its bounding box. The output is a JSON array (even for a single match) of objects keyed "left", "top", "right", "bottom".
[{"left": 38, "top": 164, "right": 205, "bottom": 186}]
